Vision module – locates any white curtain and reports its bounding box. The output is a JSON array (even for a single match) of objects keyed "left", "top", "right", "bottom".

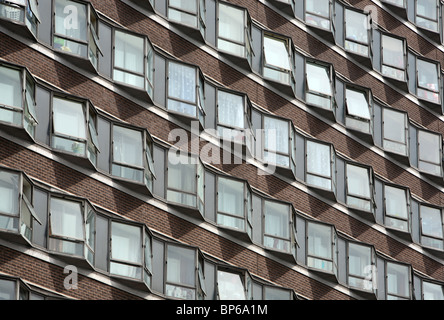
[
  {"left": 218, "top": 91, "right": 244, "bottom": 129},
  {"left": 218, "top": 3, "right": 243, "bottom": 43},
  {"left": 114, "top": 31, "right": 144, "bottom": 87},
  {"left": 307, "top": 141, "right": 331, "bottom": 177},
  {"left": 113, "top": 126, "right": 143, "bottom": 167},
  {"left": 0, "top": 171, "right": 19, "bottom": 216},
  {"left": 264, "top": 116, "right": 288, "bottom": 154},
  {"left": 168, "top": 62, "right": 196, "bottom": 103}
]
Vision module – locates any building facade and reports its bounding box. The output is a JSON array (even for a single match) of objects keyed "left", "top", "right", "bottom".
[{"left": 0, "top": 0, "right": 444, "bottom": 300}]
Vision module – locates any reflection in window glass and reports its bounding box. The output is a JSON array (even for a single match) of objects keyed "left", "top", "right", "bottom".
[
  {"left": 166, "top": 245, "right": 196, "bottom": 300},
  {"left": 217, "top": 270, "right": 246, "bottom": 300},
  {"left": 305, "top": 0, "right": 331, "bottom": 30},
  {"left": 386, "top": 262, "right": 410, "bottom": 300},
  {"left": 263, "top": 35, "right": 291, "bottom": 84},
  {"left": 420, "top": 205, "right": 443, "bottom": 250},
  {"left": 168, "top": 62, "right": 197, "bottom": 117},
  {"left": 167, "top": 154, "right": 198, "bottom": 208},
  {"left": 217, "top": 91, "right": 245, "bottom": 136},
  {"left": 381, "top": 35, "right": 405, "bottom": 81},
  {"left": 417, "top": 59, "right": 440, "bottom": 104},
  {"left": 217, "top": 177, "right": 245, "bottom": 231},
  {"left": 345, "top": 9, "right": 370, "bottom": 57},
  {"left": 346, "top": 164, "right": 372, "bottom": 212},
  {"left": 383, "top": 108, "right": 407, "bottom": 156},
  {"left": 384, "top": 185, "right": 409, "bottom": 232},
  {"left": 306, "top": 62, "right": 333, "bottom": 110},
  {"left": 263, "top": 116, "right": 290, "bottom": 167},
  {"left": 418, "top": 130, "right": 441, "bottom": 176},
  {"left": 263, "top": 201, "right": 290, "bottom": 253},
  {"left": 307, "top": 222, "right": 333, "bottom": 272},
  {"left": 306, "top": 140, "right": 333, "bottom": 190},
  {"left": 0, "top": 66, "right": 22, "bottom": 126}
]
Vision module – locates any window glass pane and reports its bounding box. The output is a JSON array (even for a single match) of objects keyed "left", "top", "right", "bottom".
[
  {"left": 423, "top": 281, "right": 444, "bottom": 300},
  {"left": 168, "top": 62, "right": 197, "bottom": 117},
  {"left": 168, "top": 154, "right": 197, "bottom": 194},
  {"left": 168, "top": 0, "right": 198, "bottom": 27},
  {"left": 112, "top": 126, "right": 143, "bottom": 168},
  {"left": 111, "top": 222, "right": 141, "bottom": 264},
  {"left": 385, "top": 186, "right": 408, "bottom": 220},
  {"left": 418, "top": 130, "right": 440, "bottom": 164},
  {"left": 0, "top": 171, "right": 19, "bottom": 216},
  {"left": 217, "top": 91, "right": 244, "bottom": 129},
  {"left": 264, "top": 116, "right": 289, "bottom": 154},
  {"left": 306, "top": 63, "right": 331, "bottom": 96},
  {"left": 218, "top": 3, "right": 244, "bottom": 43},
  {"left": 387, "top": 262, "right": 409, "bottom": 299},
  {"left": 114, "top": 31, "right": 144, "bottom": 75},
  {"left": 263, "top": 36, "right": 290, "bottom": 71},
  {"left": 0, "top": 66, "right": 22, "bottom": 109},
  {"left": 264, "top": 287, "right": 291, "bottom": 300},
  {"left": 382, "top": 35, "right": 404, "bottom": 69},
  {"left": 218, "top": 177, "right": 244, "bottom": 218},
  {"left": 53, "top": 97, "right": 86, "bottom": 139},
  {"left": 307, "top": 222, "right": 332, "bottom": 271},
  {"left": 421, "top": 206, "right": 443, "bottom": 238},
  {"left": 49, "top": 198, "right": 83, "bottom": 240},
  {"left": 345, "top": 88, "right": 371, "bottom": 120},
  {"left": 345, "top": 9, "right": 369, "bottom": 53},
  {"left": 217, "top": 270, "right": 246, "bottom": 300},
  {"left": 347, "top": 164, "right": 370, "bottom": 198},
  {"left": 306, "top": 141, "right": 331, "bottom": 186},
  {"left": 54, "top": 0, "right": 87, "bottom": 41},
  {"left": 0, "top": 279, "right": 15, "bottom": 300},
  {"left": 417, "top": 0, "right": 437, "bottom": 19},
  {"left": 417, "top": 60, "right": 439, "bottom": 91},
  {"left": 348, "top": 243, "right": 372, "bottom": 289},
  {"left": 166, "top": 245, "right": 196, "bottom": 300},
  {"left": 264, "top": 201, "right": 290, "bottom": 252},
  {"left": 306, "top": 0, "right": 329, "bottom": 18},
  {"left": 383, "top": 108, "right": 406, "bottom": 153}
]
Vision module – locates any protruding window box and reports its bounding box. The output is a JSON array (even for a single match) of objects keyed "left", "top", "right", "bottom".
[
  {"left": 0, "top": 62, "right": 38, "bottom": 141},
  {"left": 383, "top": 183, "right": 412, "bottom": 241},
  {"left": 109, "top": 221, "right": 153, "bottom": 291},
  {"left": 380, "top": 33, "right": 408, "bottom": 91},
  {"left": 304, "top": 0, "right": 335, "bottom": 42},
  {"left": 305, "top": 59, "right": 336, "bottom": 121},
  {"left": 112, "top": 29, "right": 154, "bottom": 102},
  {"left": 385, "top": 261, "right": 412, "bottom": 300},
  {"left": 416, "top": 127, "right": 443, "bottom": 180},
  {"left": 167, "top": 0, "right": 206, "bottom": 41},
  {"left": 343, "top": 7, "right": 372, "bottom": 68},
  {"left": 344, "top": 84, "right": 374, "bottom": 143},
  {"left": 347, "top": 241, "right": 377, "bottom": 299},
  {"left": 110, "top": 123, "right": 156, "bottom": 195},
  {"left": 127, "top": 0, "right": 154, "bottom": 12},
  {"left": 47, "top": 195, "right": 95, "bottom": 269},
  {"left": 0, "top": 0, "right": 40, "bottom": 39},
  {"left": 415, "top": 57, "right": 441, "bottom": 112},
  {"left": 419, "top": 203, "right": 444, "bottom": 257},
  {"left": 216, "top": 175, "right": 252, "bottom": 242},
  {"left": 415, "top": 0, "right": 441, "bottom": 42},
  {"left": 216, "top": 266, "right": 252, "bottom": 300},
  {"left": 217, "top": 1, "right": 254, "bottom": 70},
  {"left": 0, "top": 167, "right": 41, "bottom": 246},
  {"left": 381, "top": 105, "right": 410, "bottom": 165},
  {"left": 50, "top": 94, "right": 100, "bottom": 170},
  {"left": 167, "top": 60, "right": 206, "bottom": 129},
  {"left": 52, "top": 0, "right": 102, "bottom": 73}
]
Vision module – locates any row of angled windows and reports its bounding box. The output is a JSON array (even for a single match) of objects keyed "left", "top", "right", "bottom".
[
  {"left": 0, "top": 165, "right": 443, "bottom": 300},
  {"left": 1, "top": 53, "right": 444, "bottom": 258}
]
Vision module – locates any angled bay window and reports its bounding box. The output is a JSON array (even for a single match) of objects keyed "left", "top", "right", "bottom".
[
  {"left": 344, "top": 8, "right": 371, "bottom": 59},
  {"left": 416, "top": 57, "right": 441, "bottom": 105},
  {"left": 0, "top": 0, "right": 40, "bottom": 37},
  {"left": 51, "top": 95, "right": 99, "bottom": 167},
  {"left": 110, "top": 221, "right": 152, "bottom": 285},
  {"left": 111, "top": 124, "right": 156, "bottom": 192},
  {"left": 306, "top": 221, "right": 338, "bottom": 277},
  {"left": 165, "top": 244, "right": 205, "bottom": 300},
  {"left": 0, "top": 168, "right": 40, "bottom": 244},
  {"left": 305, "top": 60, "right": 335, "bottom": 115},
  {"left": 346, "top": 163, "right": 375, "bottom": 214},
  {"left": 0, "top": 63, "right": 37, "bottom": 139},
  {"left": 262, "top": 114, "right": 296, "bottom": 175},
  {"left": 113, "top": 29, "right": 154, "bottom": 98},
  {"left": 422, "top": 280, "right": 444, "bottom": 300},
  {"left": 167, "top": 60, "right": 205, "bottom": 127},
  {"left": 217, "top": 267, "right": 252, "bottom": 300},
  {"left": 381, "top": 34, "right": 407, "bottom": 82},
  {"left": 344, "top": 85, "right": 373, "bottom": 136},
  {"left": 48, "top": 196, "right": 95, "bottom": 265},
  {"left": 167, "top": 152, "right": 204, "bottom": 214},
  {"left": 263, "top": 199, "right": 295, "bottom": 255},
  {"left": 419, "top": 204, "right": 444, "bottom": 251},
  {"left": 386, "top": 261, "right": 411, "bottom": 300},
  {"left": 416, "top": 0, "right": 439, "bottom": 32},
  {"left": 305, "top": 0, "right": 333, "bottom": 32},
  {"left": 217, "top": 1, "right": 253, "bottom": 68},
  {"left": 167, "top": 0, "right": 206, "bottom": 39},
  {"left": 384, "top": 184, "right": 410, "bottom": 233},
  {"left": 382, "top": 107, "right": 409, "bottom": 157},
  {"left": 305, "top": 139, "right": 336, "bottom": 194},
  {"left": 262, "top": 32, "right": 295, "bottom": 91},
  {"left": 217, "top": 176, "right": 252, "bottom": 238},
  {"left": 53, "top": 0, "right": 101, "bottom": 70},
  {"left": 348, "top": 242, "right": 376, "bottom": 293},
  {"left": 417, "top": 128, "right": 442, "bottom": 177}
]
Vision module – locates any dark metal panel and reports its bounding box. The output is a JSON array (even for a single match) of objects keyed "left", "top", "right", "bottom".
[
  {"left": 98, "top": 21, "right": 112, "bottom": 78},
  {"left": 32, "top": 188, "right": 48, "bottom": 248},
  {"left": 35, "top": 85, "right": 50, "bottom": 146},
  {"left": 95, "top": 214, "right": 109, "bottom": 272},
  {"left": 97, "top": 116, "right": 110, "bottom": 173}
]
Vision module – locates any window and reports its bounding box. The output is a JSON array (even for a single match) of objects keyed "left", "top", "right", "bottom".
[
  {"left": 348, "top": 242, "right": 375, "bottom": 292},
  {"left": 420, "top": 204, "right": 444, "bottom": 251},
  {"left": 167, "top": 60, "right": 205, "bottom": 126},
  {"left": 305, "top": 61, "right": 334, "bottom": 112},
  {"left": 381, "top": 34, "right": 406, "bottom": 82},
  {"left": 417, "top": 129, "right": 442, "bottom": 176},
  {"left": 263, "top": 200, "right": 293, "bottom": 253},
  {"left": 217, "top": 176, "right": 252, "bottom": 237},
  {"left": 344, "top": 8, "right": 371, "bottom": 57},
  {"left": 0, "top": 63, "right": 37, "bottom": 137},
  {"left": 0, "top": 278, "right": 16, "bottom": 300},
  {"left": 382, "top": 107, "right": 408, "bottom": 156},
  {"left": 416, "top": 0, "right": 439, "bottom": 32},
  {"left": 113, "top": 30, "right": 154, "bottom": 97},
  {"left": 167, "top": 0, "right": 206, "bottom": 37},
  {"left": 416, "top": 58, "right": 440, "bottom": 104},
  {"left": 384, "top": 185, "right": 410, "bottom": 232},
  {"left": 217, "top": 1, "right": 253, "bottom": 65},
  {"left": 167, "top": 153, "right": 204, "bottom": 213},
  {"left": 51, "top": 96, "right": 99, "bottom": 165},
  {"left": 307, "top": 221, "right": 337, "bottom": 275},
  {"left": 48, "top": 196, "right": 92, "bottom": 258},
  {"left": 264, "top": 286, "right": 293, "bottom": 300},
  {"left": 306, "top": 139, "right": 335, "bottom": 192},
  {"left": 0, "top": 0, "right": 40, "bottom": 36},
  {"left": 345, "top": 86, "right": 373, "bottom": 135},
  {"left": 422, "top": 281, "right": 444, "bottom": 300},
  {"left": 165, "top": 244, "right": 205, "bottom": 300},
  {"left": 305, "top": 0, "right": 331, "bottom": 31},
  {"left": 346, "top": 163, "right": 374, "bottom": 213},
  {"left": 0, "top": 169, "right": 39, "bottom": 242},
  {"left": 217, "top": 268, "right": 251, "bottom": 300},
  {"left": 53, "top": 0, "right": 101, "bottom": 68},
  {"left": 263, "top": 33, "right": 294, "bottom": 87},
  {"left": 386, "top": 261, "right": 410, "bottom": 300},
  {"left": 262, "top": 115, "right": 295, "bottom": 171}
]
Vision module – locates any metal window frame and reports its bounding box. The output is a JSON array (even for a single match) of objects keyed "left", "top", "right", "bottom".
[{"left": 383, "top": 182, "right": 411, "bottom": 233}]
